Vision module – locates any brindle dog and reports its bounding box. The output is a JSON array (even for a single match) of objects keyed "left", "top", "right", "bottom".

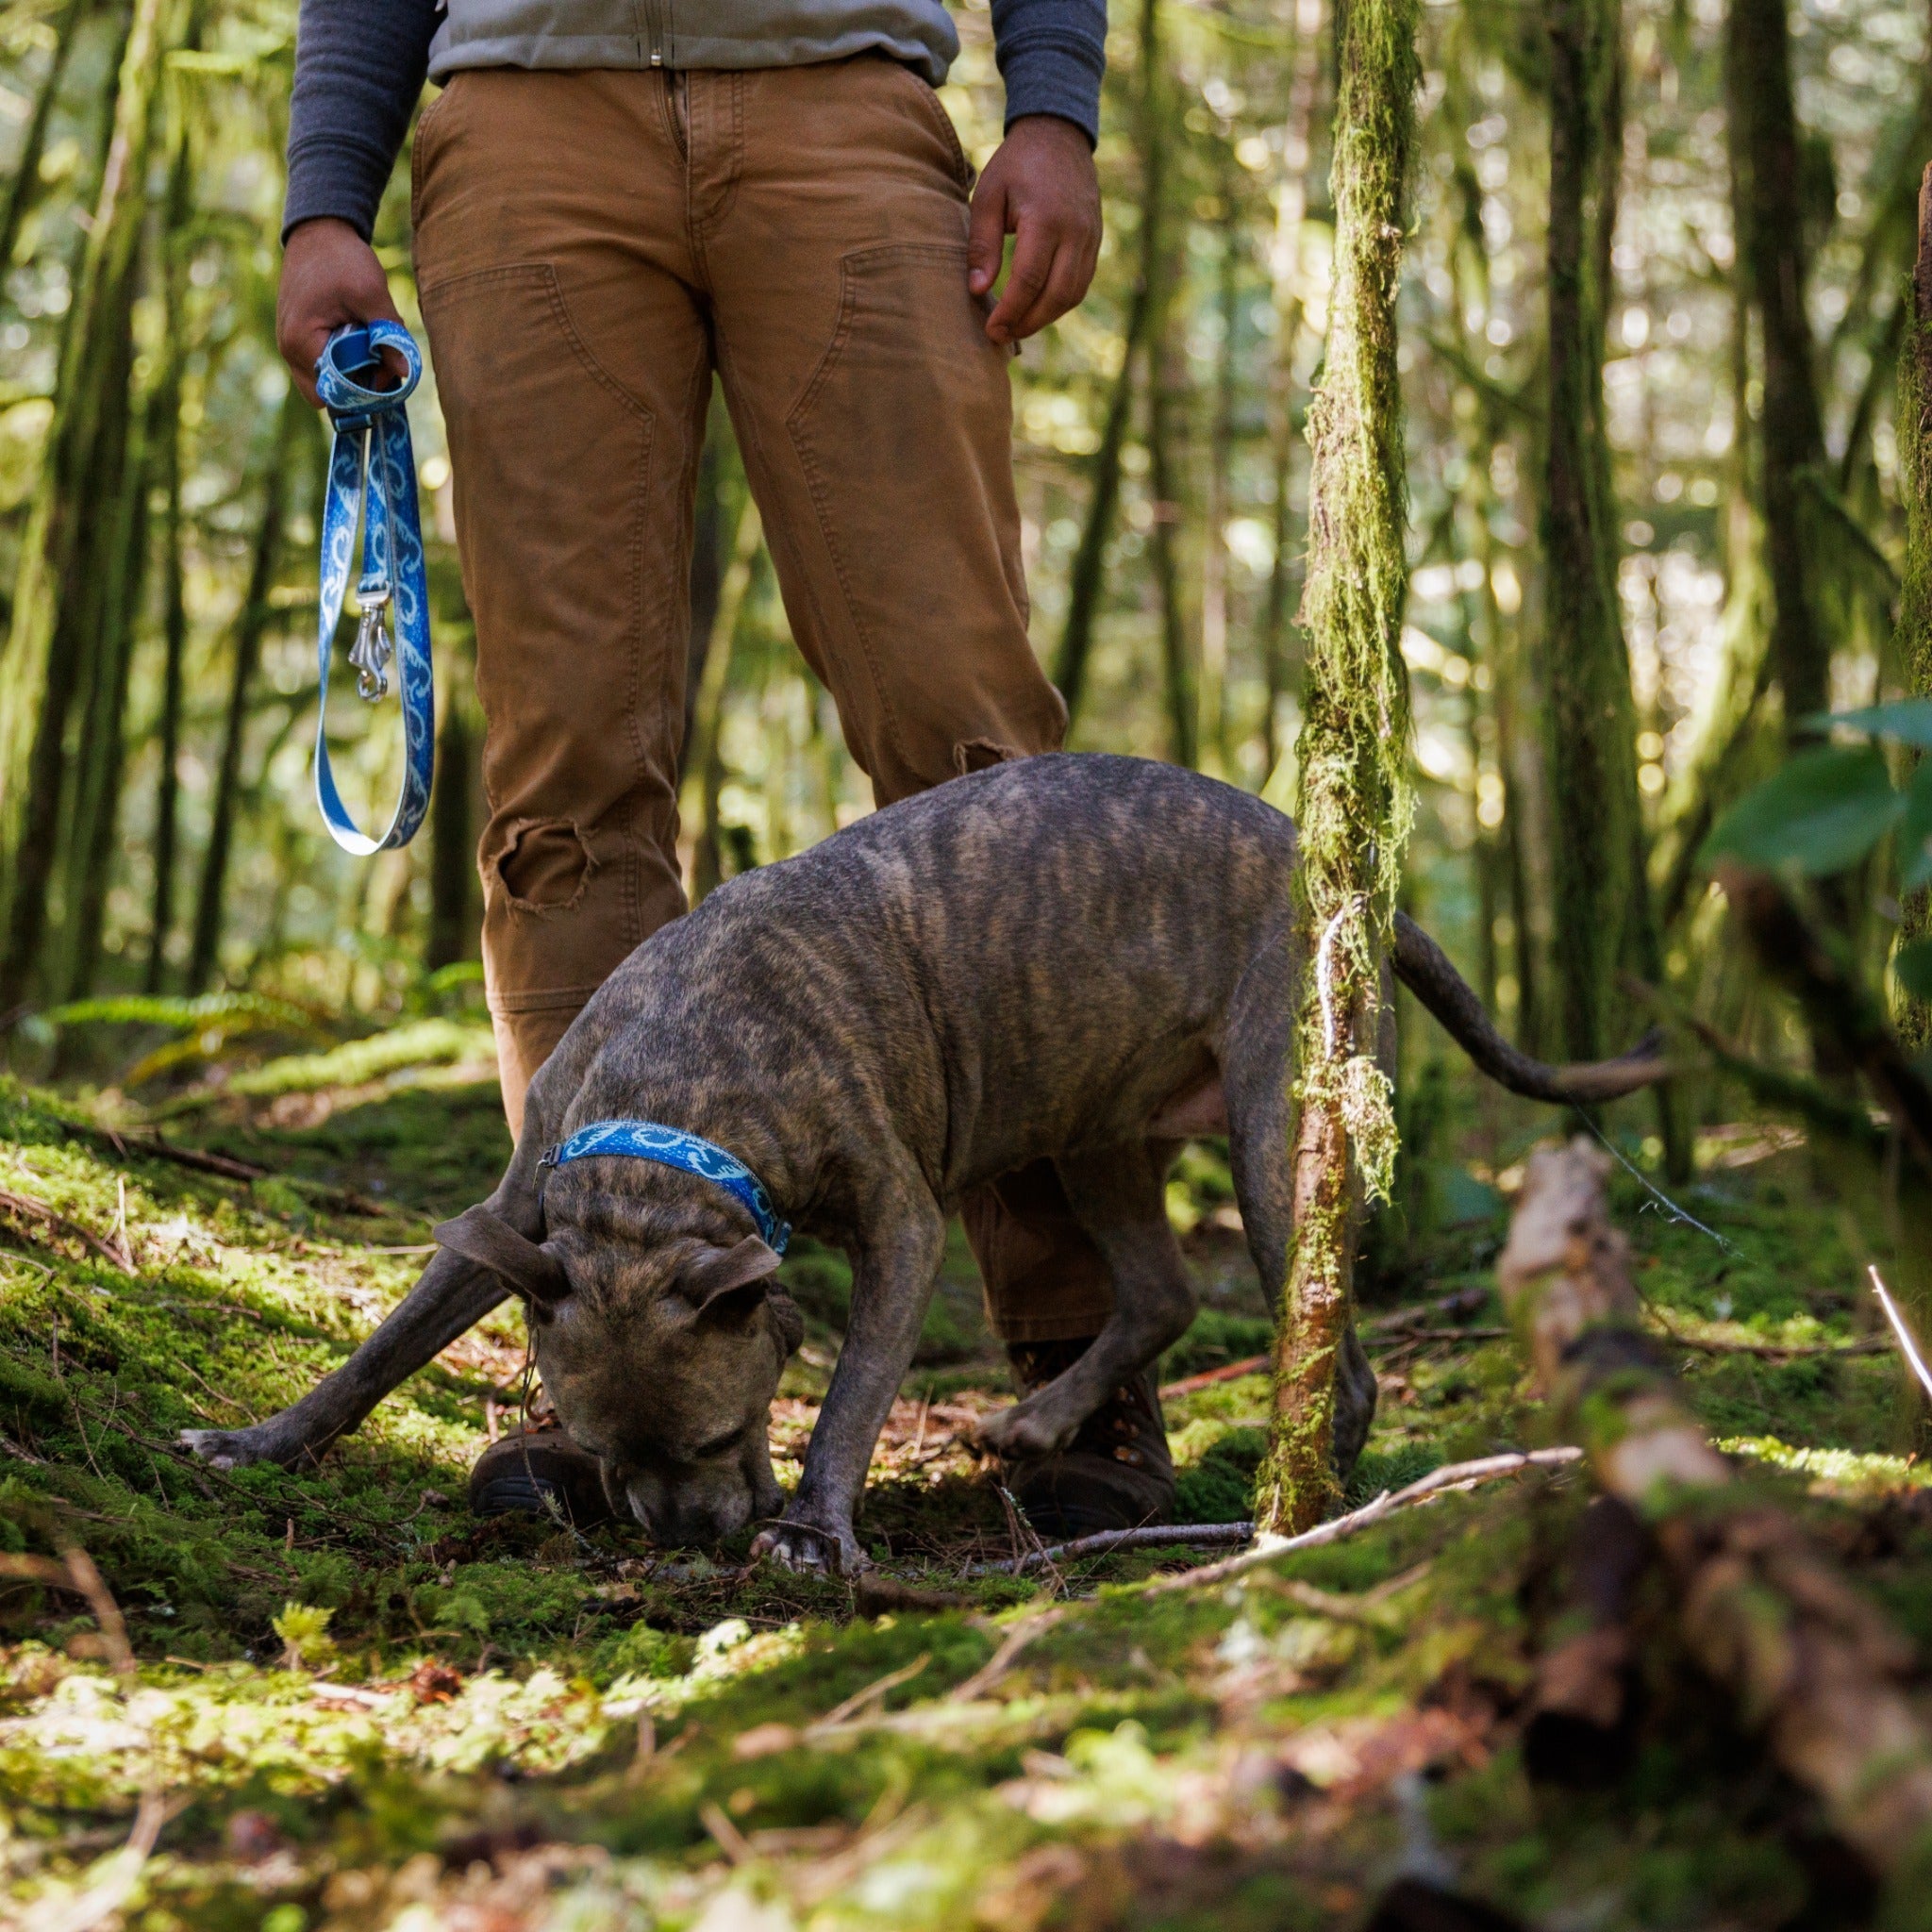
[{"left": 184, "top": 756, "right": 1661, "bottom": 1572}]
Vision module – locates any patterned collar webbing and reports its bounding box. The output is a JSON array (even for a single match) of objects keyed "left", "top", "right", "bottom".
[{"left": 538, "top": 1120, "right": 791, "bottom": 1256}]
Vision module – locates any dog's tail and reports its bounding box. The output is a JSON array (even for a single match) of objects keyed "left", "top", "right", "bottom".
[{"left": 1391, "top": 912, "right": 1669, "bottom": 1105}]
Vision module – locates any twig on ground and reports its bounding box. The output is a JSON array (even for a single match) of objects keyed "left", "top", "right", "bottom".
[
  {"left": 1871, "top": 1266, "right": 1932, "bottom": 1402},
  {"left": 0, "top": 1186, "right": 136, "bottom": 1274},
  {"left": 812, "top": 1654, "right": 930, "bottom": 1731},
  {"left": 1140, "top": 1448, "right": 1587, "bottom": 1595},
  {"left": 1645, "top": 1309, "right": 1889, "bottom": 1361},
  {"left": 947, "top": 1606, "right": 1067, "bottom": 1703},
  {"left": 1158, "top": 1355, "right": 1269, "bottom": 1398},
  {"left": 965, "top": 1520, "right": 1257, "bottom": 1577}
]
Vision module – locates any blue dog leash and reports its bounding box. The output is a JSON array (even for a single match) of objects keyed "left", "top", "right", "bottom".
[
  {"left": 540, "top": 1121, "right": 792, "bottom": 1257},
  {"left": 314, "top": 321, "right": 435, "bottom": 855}
]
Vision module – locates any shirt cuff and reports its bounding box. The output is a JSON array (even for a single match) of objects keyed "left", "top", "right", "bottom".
[
  {"left": 283, "top": 135, "right": 397, "bottom": 242},
  {"left": 998, "top": 34, "right": 1104, "bottom": 145}
]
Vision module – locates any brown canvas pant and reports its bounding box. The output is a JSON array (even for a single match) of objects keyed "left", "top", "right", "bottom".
[{"left": 412, "top": 55, "right": 1108, "bottom": 1341}]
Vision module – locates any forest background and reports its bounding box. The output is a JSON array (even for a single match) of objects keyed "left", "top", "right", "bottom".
[{"left": 0, "top": 0, "right": 1925, "bottom": 1114}]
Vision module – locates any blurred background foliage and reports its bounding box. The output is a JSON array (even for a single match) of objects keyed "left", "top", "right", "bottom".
[{"left": 0, "top": 0, "right": 1925, "bottom": 1152}]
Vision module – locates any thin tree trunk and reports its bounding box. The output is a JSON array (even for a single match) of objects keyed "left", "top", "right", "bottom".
[
  {"left": 142, "top": 0, "right": 203, "bottom": 991},
  {"left": 1253, "top": 0, "right": 1419, "bottom": 1537},
  {"left": 425, "top": 644, "right": 476, "bottom": 972},
  {"left": 1053, "top": 0, "right": 1164, "bottom": 731},
  {"left": 1895, "top": 161, "right": 1932, "bottom": 1047},
  {"left": 1199, "top": 175, "right": 1240, "bottom": 775},
  {"left": 0, "top": 0, "right": 175, "bottom": 1014},
  {"left": 1147, "top": 315, "right": 1196, "bottom": 769},
  {"left": 58, "top": 327, "right": 152, "bottom": 1004},
  {"left": 1257, "top": 0, "right": 1324, "bottom": 784},
  {"left": 0, "top": 0, "right": 87, "bottom": 275},
  {"left": 1541, "top": 0, "right": 1649, "bottom": 1062},
  {"left": 1726, "top": 0, "right": 1829, "bottom": 736},
  {"left": 681, "top": 497, "right": 763, "bottom": 904},
  {"left": 186, "top": 386, "right": 302, "bottom": 992}
]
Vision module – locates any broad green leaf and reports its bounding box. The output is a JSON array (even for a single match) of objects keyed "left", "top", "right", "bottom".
[
  {"left": 1704, "top": 744, "right": 1904, "bottom": 876},
  {"left": 1904, "top": 760, "right": 1932, "bottom": 892},
  {"left": 1897, "top": 939, "right": 1932, "bottom": 1004},
  {"left": 1805, "top": 698, "right": 1932, "bottom": 749}
]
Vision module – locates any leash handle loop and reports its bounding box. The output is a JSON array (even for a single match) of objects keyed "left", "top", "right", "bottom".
[{"left": 313, "top": 320, "right": 435, "bottom": 856}]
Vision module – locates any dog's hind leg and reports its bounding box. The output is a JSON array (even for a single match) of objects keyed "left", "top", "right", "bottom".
[
  {"left": 976, "top": 1141, "right": 1197, "bottom": 1461},
  {"left": 1222, "top": 939, "right": 1377, "bottom": 1479},
  {"left": 753, "top": 1178, "right": 948, "bottom": 1575}
]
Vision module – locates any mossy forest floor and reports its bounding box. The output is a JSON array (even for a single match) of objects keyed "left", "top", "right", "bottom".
[{"left": 3, "top": 1060, "right": 1930, "bottom": 1931}]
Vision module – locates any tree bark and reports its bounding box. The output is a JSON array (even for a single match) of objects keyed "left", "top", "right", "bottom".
[
  {"left": 186, "top": 387, "right": 302, "bottom": 992},
  {"left": 1054, "top": 0, "right": 1164, "bottom": 733},
  {"left": 1726, "top": 0, "right": 1829, "bottom": 735},
  {"left": 142, "top": 0, "right": 204, "bottom": 993},
  {"left": 1895, "top": 162, "right": 1932, "bottom": 1047},
  {"left": 1199, "top": 175, "right": 1240, "bottom": 775},
  {"left": 57, "top": 324, "right": 152, "bottom": 1004},
  {"left": 0, "top": 0, "right": 175, "bottom": 1013},
  {"left": 1541, "top": 0, "right": 1652, "bottom": 1063},
  {"left": 1257, "top": 0, "right": 1324, "bottom": 785},
  {"left": 1253, "top": 0, "right": 1419, "bottom": 1536}
]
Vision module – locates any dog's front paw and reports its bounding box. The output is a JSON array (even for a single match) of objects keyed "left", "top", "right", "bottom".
[
  {"left": 180, "top": 1425, "right": 291, "bottom": 1471},
  {"left": 974, "top": 1395, "right": 1074, "bottom": 1462},
  {"left": 750, "top": 1516, "right": 870, "bottom": 1576}
]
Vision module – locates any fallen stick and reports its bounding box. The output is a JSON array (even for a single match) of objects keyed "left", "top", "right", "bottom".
[
  {"left": 0, "top": 1185, "right": 133, "bottom": 1274},
  {"left": 1499, "top": 1138, "right": 1932, "bottom": 1885},
  {"left": 1644, "top": 1312, "right": 1890, "bottom": 1362},
  {"left": 964, "top": 1520, "right": 1257, "bottom": 1576},
  {"left": 1139, "top": 1448, "right": 1585, "bottom": 1595},
  {"left": 963, "top": 1449, "right": 1586, "bottom": 1586},
  {"left": 1158, "top": 1357, "right": 1268, "bottom": 1398}
]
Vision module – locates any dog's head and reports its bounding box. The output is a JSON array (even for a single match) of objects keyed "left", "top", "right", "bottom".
[{"left": 434, "top": 1203, "right": 804, "bottom": 1547}]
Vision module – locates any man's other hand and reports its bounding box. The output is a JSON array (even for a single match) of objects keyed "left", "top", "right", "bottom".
[
  {"left": 277, "top": 218, "right": 406, "bottom": 408},
  {"left": 968, "top": 115, "right": 1101, "bottom": 346}
]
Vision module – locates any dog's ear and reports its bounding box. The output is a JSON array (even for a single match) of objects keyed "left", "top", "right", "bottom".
[
  {"left": 679, "top": 1235, "right": 784, "bottom": 1321},
  {"left": 433, "top": 1205, "right": 572, "bottom": 1307}
]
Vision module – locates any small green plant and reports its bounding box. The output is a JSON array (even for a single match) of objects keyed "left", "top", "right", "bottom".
[
  {"left": 1705, "top": 698, "right": 1932, "bottom": 999},
  {"left": 271, "top": 1601, "right": 338, "bottom": 1672}
]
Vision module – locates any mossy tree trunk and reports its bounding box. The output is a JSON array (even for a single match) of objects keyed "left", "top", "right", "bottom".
[
  {"left": 1253, "top": 0, "right": 1418, "bottom": 1537},
  {"left": 0, "top": 0, "right": 178, "bottom": 1013},
  {"left": 186, "top": 386, "right": 304, "bottom": 993},
  {"left": 1541, "top": 0, "right": 1652, "bottom": 1065},
  {"left": 1056, "top": 0, "right": 1165, "bottom": 735},
  {"left": 143, "top": 25, "right": 202, "bottom": 993},
  {"left": 1256, "top": 0, "right": 1325, "bottom": 781},
  {"left": 1726, "top": 0, "right": 1829, "bottom": 738},
  {"left": 1895, "top": 162, "right": 1932, "bottom": 1048}
]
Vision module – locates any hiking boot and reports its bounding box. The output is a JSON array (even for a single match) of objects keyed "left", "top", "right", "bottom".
[
  {"left": 1002, "top": 1339, "right": 1176, "bottom": 1540},
  {"left": 468, "top": 1417, "right": 618, "bottom": 1529}
]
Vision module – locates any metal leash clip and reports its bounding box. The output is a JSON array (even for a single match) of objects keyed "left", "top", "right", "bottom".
[{"left": 350, "top": 596, "right": 392, "bottom": 700}]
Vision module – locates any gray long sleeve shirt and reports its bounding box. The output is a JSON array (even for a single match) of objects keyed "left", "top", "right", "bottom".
[{"left": 284, "top": 0, "right": 1108, "bottom": 241}]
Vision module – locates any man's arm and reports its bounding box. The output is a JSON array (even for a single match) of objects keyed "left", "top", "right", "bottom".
[
  {"left": 969, "top": 0, "right": 1107, "bottom": 344},
  {"left": 278, "top": 0, "right": 439, "bottom": 404}
]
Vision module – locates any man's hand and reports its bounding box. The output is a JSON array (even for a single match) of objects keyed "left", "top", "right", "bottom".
[
  {"left": 277, "top": 217, "right": 406, "bottom": 407},
  {"left": 967, "top": 115, "right": 1102, "bottom": 346}
]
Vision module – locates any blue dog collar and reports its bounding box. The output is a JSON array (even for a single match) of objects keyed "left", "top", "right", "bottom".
[{"left": 539, "top": 1120, "right": 791, "bottom": 1256}]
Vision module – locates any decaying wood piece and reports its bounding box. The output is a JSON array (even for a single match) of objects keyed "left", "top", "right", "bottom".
[{"left": 1500, "top": 1139, "right": 1932, "bottom": 1876}]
